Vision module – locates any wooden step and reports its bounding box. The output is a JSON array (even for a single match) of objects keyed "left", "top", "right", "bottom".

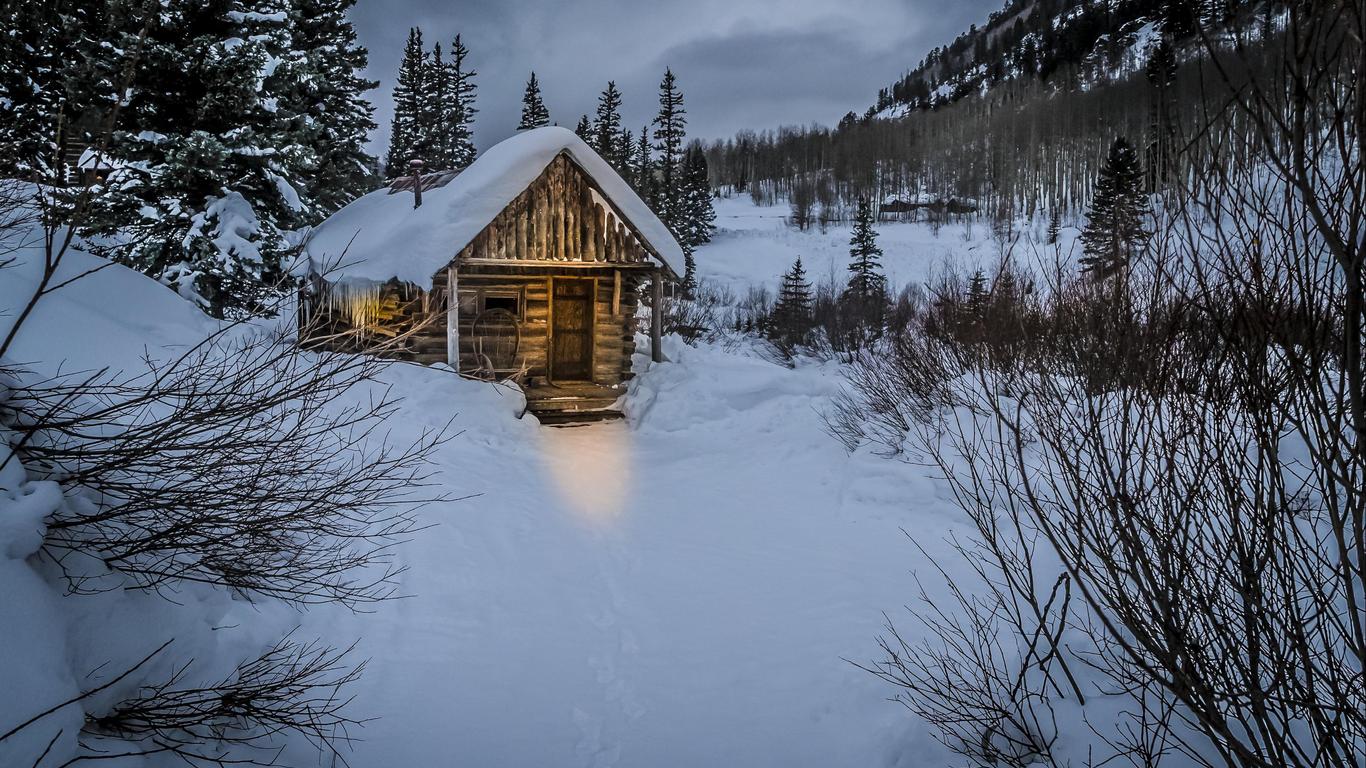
[
  {"left": 526, "top": 396, "right": 620, "bottom": 413},
  {"left": 535, "top": 408, "right": 625, "bottom": 426}
]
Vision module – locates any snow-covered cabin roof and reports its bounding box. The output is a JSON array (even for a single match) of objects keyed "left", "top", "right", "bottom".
[{"left": 303, "top": 127, "right": 683, "bottom": 283}]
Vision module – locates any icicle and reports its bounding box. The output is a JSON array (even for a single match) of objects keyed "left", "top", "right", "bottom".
[{"left": 325, "top": 279, "right": 386, "bottom": 330}]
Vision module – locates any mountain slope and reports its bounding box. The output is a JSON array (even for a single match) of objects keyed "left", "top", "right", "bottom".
[{"left": 860, "top": 0, "right": 1277, "bottom": 121}]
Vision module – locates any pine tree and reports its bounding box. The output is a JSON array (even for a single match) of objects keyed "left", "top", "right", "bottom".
[
  {"left": 574, "top": 114, "right": 592, "bottom": 140},
  {"left": 385, "top": 27, "right": 427, "bottom": 177},
  {"left": 770, "top": 257, "right": 813, "bottom": 346},
  {"left": 844, "top": 196, "right": 888, "bottom": 305},
  {"left": 630, "top": 125, "right": 653, "bottom": 198},
  {"left": 422, "top": 41, "right": 449, "bottom": 167},
  {"left": 445, "top": 34, "right": 478, "bottom": 169},
  {"left": 681, "top": 253, "right": 698, "bottom": 298},
  {"left": 517, "top": 71, "right": 550, "bottom": 130},
  {"left": 681, "top": 143, "right": 715, "bottom": 247},
  {"left": 593, "top": 81, "right": 625, "bottom": 168},
  {"left": 288, "top": 0, "right": 379, "bottom": 211},
  {"left": 651, "top": 68, "right": 687, "bottom": 234},
  {"left": 2, "top": 0, "right": 374, "bottom": 316},
  {"left": 1080, "top": 137, "right": 1151, "bottom": 280},
  {"left": 966, "top": 269, "right": 989, "bottom": 320},
  {"left": 0, "top": 0, "right": 100, "bottom": 179},
  {"left": 1047, "top": 207, "right": 1062, "bottom": 244}
]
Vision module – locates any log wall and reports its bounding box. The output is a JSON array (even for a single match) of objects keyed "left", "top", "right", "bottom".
[
  {"left": 303, "top": 151, "right": 664, "bottom": 385},
  {"left": 455, "top": 153, "right": 656, "bottom": 267}
]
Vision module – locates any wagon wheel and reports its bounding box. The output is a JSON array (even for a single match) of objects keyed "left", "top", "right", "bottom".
[{"left": 470, "top": 308, "right": 521, "bottom": 379}]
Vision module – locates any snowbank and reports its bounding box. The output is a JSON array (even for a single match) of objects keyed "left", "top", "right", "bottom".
[{"left": 303, "top": 127, "right": 683, "bottom": 284}]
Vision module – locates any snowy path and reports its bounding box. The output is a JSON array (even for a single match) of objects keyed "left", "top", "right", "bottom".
[{"left": 308, "top": 342, "right": 967, "bottom": 767}]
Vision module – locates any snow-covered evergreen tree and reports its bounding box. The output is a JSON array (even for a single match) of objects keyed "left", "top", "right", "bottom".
[
  {"left": 287, "top": 0, "right": 379, "bottom": 211},
  {"left": 574, "top": 114, "right": 591, "bottom": 140},
  {"left": 844, "top": 196, "right": 887, "bottom": 304},
  {"left": 0, "top": 0, "right": 96, "bottom": 179},
  {"left": 517, "top": 72, "right": 550, "bottom": 130},
  {"left": 593, "top": 81, "right": 625, "bottom": 169},
  {"left": 445, "top": 34, "right": 478, "bottom": 169},
  {"left": 422, "top": 41, "right": 450, "bottom": 167},
  {"left": 68, "top": 0, "right": 376, "bottom": 318},
  {"left": 1080, "top": 137, "right": 1151, "bottom": 280},
  {"left": 651, "top": 69, "right": 687, "bottom": 234},
  {"left": 385, "top": 28, "right": 427, "bottom": 177},
  {"left": 630, "top": 125, "right": 653, "bottom": 199}
]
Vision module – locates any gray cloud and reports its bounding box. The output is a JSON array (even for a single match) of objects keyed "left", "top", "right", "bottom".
[{"left": 348, "top": 0, "right": 996, "bottom": 155}]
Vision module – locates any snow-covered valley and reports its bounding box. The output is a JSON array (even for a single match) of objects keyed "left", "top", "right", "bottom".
[
  {"left": 285, "top": 198, "right": 1000, "bottom": 766},
  {"left": 2, "top": 195, "right": 995, "bottom": 767}
]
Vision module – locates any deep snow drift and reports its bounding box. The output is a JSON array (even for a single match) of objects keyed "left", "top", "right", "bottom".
[{"left": 2, "top": 195, "right": 1011, "bottom": 766}]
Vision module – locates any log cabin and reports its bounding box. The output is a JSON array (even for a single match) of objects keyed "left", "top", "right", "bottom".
[{"left": 299, "top": 127, "right": 682, "bottom": 422}]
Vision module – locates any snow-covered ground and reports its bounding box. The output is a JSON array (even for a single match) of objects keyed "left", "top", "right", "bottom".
[
  {"left": 3, "top": 195, "right": 1002, "bottom": 767},
  {"left": 694, "top": 194, "right": 1065, "bottom": 295},
  {"left": 299, "top": 339, "right": 969, "bottom": 767}
]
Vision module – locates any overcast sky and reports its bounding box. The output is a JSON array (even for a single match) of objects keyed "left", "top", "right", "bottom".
[{"left": 348, "top": 0, "right": 1001, "bottom": 155}]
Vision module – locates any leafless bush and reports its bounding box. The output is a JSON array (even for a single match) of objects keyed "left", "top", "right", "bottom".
[
  {"left": 857, "top": 7, "right": 1366, "bottom": 767},
  {"left": 663, "top": 279, "right": 736, "bottom": 344},
  {"left": 823, "top": 329, "right": 961, "bottom": 454},
  {"left": 4, "top": 310, "right": 447, "bottom": 607},
  {"left": 82, "top": 635, "right": 366, "bottom": 767}
]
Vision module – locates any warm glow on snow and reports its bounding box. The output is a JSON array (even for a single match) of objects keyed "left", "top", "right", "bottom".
[{"left": 540, "top": 421, "right": 633, "bottom": 526}]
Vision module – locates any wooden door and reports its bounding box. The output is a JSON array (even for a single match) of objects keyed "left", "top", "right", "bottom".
[{"left": 551, "top": 279, "right": 593, "bottom": 381}]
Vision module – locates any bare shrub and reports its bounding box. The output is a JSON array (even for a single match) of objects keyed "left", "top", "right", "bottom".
[
  {"left": 663, "top": 279, "right": 737, "bottom": 345},
  {"left": 4, "top": 309, "right": 447, "bottom": 607},
  {"left": 854, "top": 7, "right": 1366, "bottom": 767},
  {"left": 83, "top": 635, "right": 366, "bottom": 767}
]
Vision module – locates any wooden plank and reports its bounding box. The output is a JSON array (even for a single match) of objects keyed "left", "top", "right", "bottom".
[
  {"left": 651, "top": 269, "right": 663, "bottom": 363},
  {"left": 612, "top": 270, "right": 621, "bottom": 317},
  {"left": 446, "top": 268, "right": 459, "bottom": 370},
  {"left": 545, "top": 277, "right": 555, "bottom": 379}
]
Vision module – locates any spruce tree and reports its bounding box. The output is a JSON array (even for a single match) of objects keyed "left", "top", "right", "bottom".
[
  {"left": 0, "top": 0, "right": 97, "bottom": 179},
  {"left": 574, "top": 114, "right": 592, "bottom": 140},
  {"left": 384, "top": 27, "right": 427, "bottom": 177},
  {"left": 73, "top": 0, "right": 375, "bottom": 317},
  {"left": 517, "top": 71, "right": 550, "bottom": 130},
  {"left": 770, "top": 257, "right": 813, "bottom": 346},
  {"left": 1080, "top": 137, "right": 1151, "bottom": 280},
  {"left": 288, "top": 0, "right": 379, "bottom": 211},
  {"left": 445, "top": 34, "right": 477, "bottom": 169},
  {"left": 651, "top": 68, "right": 687, "bottom": 235},
  {"left": 593, "top": 81, "right": 625, "bottom": 168},
  {"left": 966, "top": 269, "right": 989, "bottom": 320},
  {"left": 618, "top": 127, "right": 634, "bottom": 177},
  {"left": 422, "top": 41, "right": 449, "bottom": 168},
  {"left": 844, "top": 196, "right": 888, "bottom": 305},
  {"left": 1047, "top": 207, "right": 1062, "bottom": 244},
  {"left": 1, "top": 0, "right": 374, "bottom": 316},
  {"left": 681, "top": 143, "right": 715, "bottom": 247},
  {"left": 631, "top": 125, "right": 653, "bottom": 199}
]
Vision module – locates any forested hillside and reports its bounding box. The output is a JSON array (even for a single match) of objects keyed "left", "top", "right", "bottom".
[{"left": 704, "top": 0, "right": 1287, "bottom": 224}]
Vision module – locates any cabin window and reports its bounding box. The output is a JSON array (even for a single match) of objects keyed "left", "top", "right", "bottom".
[
  {"left": 458, "top": 288, "right": 524, "bottom": 319},
  {"left": 483, "top": 294, "right": 519, "bottom": 314}
]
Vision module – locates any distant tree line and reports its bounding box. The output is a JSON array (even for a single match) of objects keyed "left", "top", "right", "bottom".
[{"left": 704, "top": 0, "right": 1285, "bottom": 229}]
